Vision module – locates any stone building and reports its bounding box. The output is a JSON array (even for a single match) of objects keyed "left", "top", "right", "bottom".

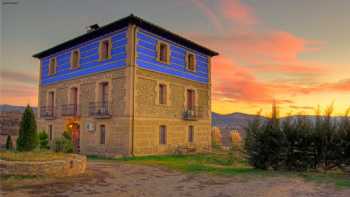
[{"left": 33, "top": 15, "right": 218, "bottom": 156}]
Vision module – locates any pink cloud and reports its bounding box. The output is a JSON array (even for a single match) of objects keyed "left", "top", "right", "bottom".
[
  {"left": 250, "top": 63, "right": 328, "bottom": 74},
  {"left": 220, "top": 0, "right": 257, "bottom": 25},
  {"left": 212, "top": 56, "right": 291, "bottom": 104}
]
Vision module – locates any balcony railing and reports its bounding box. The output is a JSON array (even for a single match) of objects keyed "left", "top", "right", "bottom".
[
  {"left": 89, "top": 101, "right": 111, "bottom": 118},
  {"left": 61, "top": 104, "right": 79, "bottom": 116},
  {"left": 40, "top": 106, "right": 56, "bottom": 119},
  {"left": 183, "top": 106, "right": 202, "bottom": 121}
]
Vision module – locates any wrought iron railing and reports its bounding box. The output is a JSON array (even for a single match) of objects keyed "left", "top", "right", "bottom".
[
  {"left": 89, "top": 101, "right": 111, "bottom": 118},
  {"left": 183, "top": 106, "right": 202, "bottom": 121},
  {"left": 40, "top": 106, "right": 56, "bottom": 119},
  {"left": 61, "top": 104, "right": 79, "bottom": 116}
]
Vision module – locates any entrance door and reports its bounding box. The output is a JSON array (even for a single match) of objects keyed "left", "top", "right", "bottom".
[{"left": 71, "top": 124, "right": 80, "bottom": 153}]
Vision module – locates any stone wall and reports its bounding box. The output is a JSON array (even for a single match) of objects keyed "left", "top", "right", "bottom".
[
  {"left": 133, "top": 68, "right": 211, "bottom": 155},
  {"left": 0, "top": 154, "right": 86, "bottom": 177},
  {"left": 37, "top": 68, "right": 132, "bottom": 157}
]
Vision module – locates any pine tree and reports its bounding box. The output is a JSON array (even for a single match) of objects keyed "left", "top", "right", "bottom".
[
  {"left": 16, "top": 105, "right": 39, "bottom": 151},
  {"left": 5, "top": 135, "right": 13, "bottom": 150}
]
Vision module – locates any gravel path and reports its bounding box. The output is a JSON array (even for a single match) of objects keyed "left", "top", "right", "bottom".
[{"left": 1, "top": 161, "right": 350, "bottom": 197}]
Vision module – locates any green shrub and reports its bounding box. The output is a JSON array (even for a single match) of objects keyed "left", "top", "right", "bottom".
[
  {"left": 38, "top": 131, "right": 49, "bottom": 150},
  {"left": 51, "top": 131, "right": 73, "bottom": 153},
  {"left": 5, "top": 135, "right": 13, "bottom": 150},
  {"left": 16, "top": 105, "right": 38, "bottom": 151}
]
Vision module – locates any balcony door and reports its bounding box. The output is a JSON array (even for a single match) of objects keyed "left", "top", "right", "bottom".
[
  {"left": 186, "top": 89, "right": 195, "bottom": 110},
  {"left": 70, "top": 87, "right": 78, "bottom": 114},
  {"left": 100, "top": 82, "right": 109, "bottom": 113}
]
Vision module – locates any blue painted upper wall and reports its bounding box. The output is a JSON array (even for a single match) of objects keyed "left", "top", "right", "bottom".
[
  {"left": 38, "top": 15, "right": 216, "bottom": 86},
  {"left": 40, "top": 28, "right": 128, "bottom": 86},
  {"left": 136, "top": 28, "right": 209, "bottom": 84}
]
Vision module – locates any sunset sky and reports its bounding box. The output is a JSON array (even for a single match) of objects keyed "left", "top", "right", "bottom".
[{"left": 1, "top": 0, "right": 350, "bottom": 116}]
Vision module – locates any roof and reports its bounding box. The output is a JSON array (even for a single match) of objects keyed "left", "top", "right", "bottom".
[{"left": 33, "top": 14, "right": 219, "bottom": 58}]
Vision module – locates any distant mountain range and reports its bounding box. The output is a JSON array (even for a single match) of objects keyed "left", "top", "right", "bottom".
[{"left": 0, "top": 104, "right": 37, "bottom": 113}]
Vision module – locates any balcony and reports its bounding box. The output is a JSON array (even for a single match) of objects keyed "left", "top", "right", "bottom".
[
  {"left": 183, "top": 107, "right": 201, "bottom": 121},
  {"left": 40, "top": 106, "right": 56, "bottom": 120},
  {"left": 89, "top": 102, "right": 112, "bottom": 118},
  {"left": 61, "top": 104, "right": 79, "bottom": 116}
]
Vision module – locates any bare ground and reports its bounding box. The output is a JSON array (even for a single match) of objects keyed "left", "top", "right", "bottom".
[{"left": 1, "top": 161, "right": 350, "bottom": 197}]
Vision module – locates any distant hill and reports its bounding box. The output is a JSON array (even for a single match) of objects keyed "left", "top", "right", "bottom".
[
  {"left": 0, "top": 104, "right": 37, "bottom": 113},
  {"left": 211, "top": 112, "right": 346, "bottom": 146},
  {"left": 212, "top": 112, "right": 266, "bottom": 145}
]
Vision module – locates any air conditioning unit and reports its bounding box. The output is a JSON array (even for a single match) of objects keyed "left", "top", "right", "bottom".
[{"left": 85, "top": 122, "right": 95, "bottom": 132}]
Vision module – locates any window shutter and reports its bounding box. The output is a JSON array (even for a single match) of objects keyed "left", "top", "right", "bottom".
[
  {"left": 156, "top": 41, "right": 160, "bottom": 61},
  {"left": 166, "top": 44, "right": 171, "bottom": 64}
]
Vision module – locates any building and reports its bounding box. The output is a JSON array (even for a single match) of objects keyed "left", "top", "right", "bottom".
[{"left": 33, "top": 15, "right": 218, "bottom": 156}]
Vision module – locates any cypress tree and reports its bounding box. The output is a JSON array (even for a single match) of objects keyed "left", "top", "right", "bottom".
[
  {"left": 16, "top": 105, "right": 38, "bottom": 151},
  {"left": 5, "top": 135, "right": 13, "bottom": 150}
]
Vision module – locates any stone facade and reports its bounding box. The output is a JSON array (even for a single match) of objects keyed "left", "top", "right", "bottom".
[
  {"left": 133, "top": 68, "right": 211, "bottom": 155},
  {"left": 37, "top": 68, "right": 133, "bottom": 157}
]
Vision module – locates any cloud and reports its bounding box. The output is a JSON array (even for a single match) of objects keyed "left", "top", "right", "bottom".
[
  {"left": 0, "top": 69, "right": 38, "bottom": 85},
  {"left": 289, "top": 105, "right": 315, "bottom": 110},
  {"left": 191, "top": 0, "right": 225, "bottom": 34},
  {"left": 219, "top": 0, "right": 257, "bottom": 26},
  {"left": 212, "top": 56, "right": 293, "bottom": 104},
  {"left": 250, "top": 63, "right": 328, "bottom": 74}
]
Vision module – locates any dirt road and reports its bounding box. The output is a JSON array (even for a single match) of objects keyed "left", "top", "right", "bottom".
[{"left": 1, "top": 161, "right": 350, "bottom": 197}]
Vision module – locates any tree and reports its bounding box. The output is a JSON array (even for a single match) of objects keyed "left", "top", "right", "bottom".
[
  {"left": 16, "top": 105, "right": 39, "bottom": 151},
  {"left": 212, "top": 127, "right": 222, "bottom": 146},
  {"left": 5, "top": 135, "right": 13, "bottom": 150},
  {"left": 231, "top": 130, "right": 241, "bottom": 144}
]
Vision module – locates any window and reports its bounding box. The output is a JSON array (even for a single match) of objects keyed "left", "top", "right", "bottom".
[
  {"left": 48, "top": 57, "right": 57, "bottom": 76},
  {"left": 186, "top": 52, "right": 196, "bottom": 72},
  {"left": 188, "top": 126, "right": 194, "bottom": 143},
  {"left": 157, "top": 41, "right": 170, "bottom": 64},
  {"left": 100, "top": 82, "right": 109, "bottom": 103},
  {"left": 159, "top": 84, "right": 167, "bottom": 105},
  {"left": 70, "top": 87, "right": 78, "bottom": 105},
  {"left": 70, "top": 50, "right": 80, "bottom": 69},
  {"left": 186, "top": 89, "right": 196, "bottom": 110},
  {"left": 99, "top": 39, "right": 112, "bottom": 61},
  {"left": 48, "top": 91, "right": 55, "bottom": 107},
  {"left": 48, "top": 125, "right": 53, "bottom": 141},
  {"left": 100, "top": 125, "right": 106, "bottom": 144},
  {"left": 159, "top": 125, "right": 167, "bottom": 145}
]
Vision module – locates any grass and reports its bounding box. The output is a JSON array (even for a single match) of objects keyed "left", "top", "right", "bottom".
[
  {"left": 89, "top": 152, "right": 350, "bottom": 188},
  {"left": 0, "top": 150, "right": 69, "bottom": 161}
]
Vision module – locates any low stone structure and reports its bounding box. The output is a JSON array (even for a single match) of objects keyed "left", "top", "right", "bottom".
[{"left": 0, "top": 154, "right": 86, "bottom": 177}]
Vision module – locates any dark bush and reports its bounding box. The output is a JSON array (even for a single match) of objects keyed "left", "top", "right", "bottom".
[
  {"left": 51, "top": 131, "right": 73, "bottom": 153},
  {"left": 38, "top": 131, "right": 49, "bottom": 150},
  {"left": 245, "top": 104, "right": 350, "bottom": 172},
  {"left": 5, "top": 135, "right": 13, "bottom": 150}
]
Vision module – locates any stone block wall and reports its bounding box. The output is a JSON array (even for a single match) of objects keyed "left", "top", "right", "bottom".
[
  {"left": 0, "top": 154, "right": 86, "bottom": 177},
  {"left": 133, "top": 68, "right": 211, "bottom": 155},
  {"left": 37, "top": 68, "right": 132, "bottom": 157}
]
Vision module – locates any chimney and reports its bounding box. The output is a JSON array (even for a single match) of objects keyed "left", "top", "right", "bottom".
[{"left": 86, "top": 24, "right": 100, "bottom": 33}]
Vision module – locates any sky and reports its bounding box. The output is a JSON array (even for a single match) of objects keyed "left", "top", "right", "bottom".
[{"left": 1, "top": 0, "right": 350, "bottom": 116}]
